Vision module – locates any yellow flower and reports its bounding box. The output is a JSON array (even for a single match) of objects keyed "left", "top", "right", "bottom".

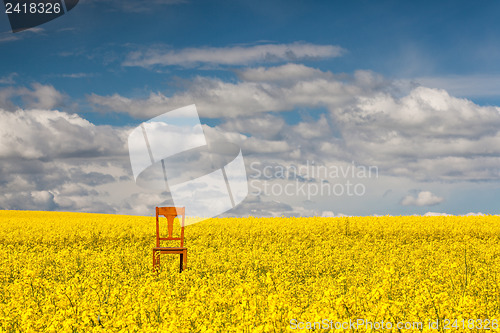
[{"left": 0, "top": 211, "right": 498, "bottom": 332}]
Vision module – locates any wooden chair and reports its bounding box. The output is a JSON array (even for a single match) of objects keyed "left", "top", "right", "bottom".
[{"left": 153, "top": 206, "right": 187, "bottom": 273}]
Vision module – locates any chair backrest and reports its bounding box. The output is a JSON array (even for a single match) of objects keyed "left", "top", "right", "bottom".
[{"left": 155, "top": 207, "right": 185, "bottom": 247}]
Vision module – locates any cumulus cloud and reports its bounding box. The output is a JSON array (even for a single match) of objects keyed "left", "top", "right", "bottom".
[
  {"left": 219, "top": 113, "right": 286, "bottom": 140},
  {"left": 0, "top": 83, "right": 66, "bottom": 110},
  {"left": 122, "top": 43, "right": 345, "bottom": 68},
  {"left": 0, "top": 33, "right": 18, "bottom": 43},
  {"left": 88, "top": 67, "right": 368, "bottom": 119},
  {"left": 0, "top": 108, "right": 127, "bottom": 159},
  {"left": 423, "top": 212, "right": 451, "bottom": 216},
  {"left": 463, "top": 212, "right": 486, "bottom": 216},
  {"left": 0, "top": 103, "right": 349, "bottom": 216},
  {"left": 0, "top": 102, "right": 244, "bottom": 216},
  {"left": 401, "top": 191, "right": 444, "bottom": 206},
  {"left": 409, "top": 75, "right": 500, "bottom": 98},
  {"left": 222, "top": 194, "right": 320, "bottom": 217},
  {"left": 0, "top": 27, "right": 44, "bottom": 43},
  {"left": 89, "top": 64, "right": 500, "bottom": 183},
  {"left": 20, "top": 83, "right": 66, "bottom": 109},
  {"left": 236, "top": 63, "right": 334, "bottom": 82},
  {"left": 60, "top": 73, "right": 97, "bottom": 78},
  {"left": 0, "top": 73, "right": 18, "bottom": 85},
  {"left": 0, "top": 105, "right": 139, "bottom": 214},
  {"left": 321, "top": 211, "right": 347, "bottom": 217},
  {"left": 6, "top": 64, "right": 500, "bottom": 215},
  {"left": 0, "top": 190, "right": 57, "bottom": 211},
  {"left": 422, "top": 212, "right": 489, "bottom": 216},
  {"left": 0, "top": 159, "right": 124, "bottom": 214}
]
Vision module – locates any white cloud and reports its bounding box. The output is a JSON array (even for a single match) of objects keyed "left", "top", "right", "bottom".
[
  {"left": 407, "top": 75, "right": 500, "bottom": 98},
  {"left": 219, "top": 113, "right": 285, "bottom": 140},
  {"left": 0, "top": 33, "right": 19, "bottom": 43},
  {"left": 0, "top": 27, "right": 44, "bottom": 43},
  {"left": 0, "top": 101, "right": 209, "bottom": 215},
  {"left": 60, "top": 73, "right": 96, "bottom": 78},
  {"left": 0, "top": 73, "right": 18, "bottom": 85},
  {"left": 242, "top": 137, "right": 291, "bottom": 154},
  {"left": 88, "top": 67, "right": 391, "bottom": 119},
  {"left": 423, "top": 212, "right": 451, "bottom": 216},
  {"left": 0, "top": 108, "right": 127, "bottom": 159},
  {"left": 401, "top": 191, "right": 444, "bottom": 206},
  {"left": 88, "top": 69, "right": 360, "bottom": 118},
  {"left": 20, "top": 83, "right": 66, "bottom": 109},
  {"left": 463, "top": 212, "right": 485, "bottom": 216},
  {"left": 122, "top": 43, "right": 344, "bottom": 67},
  {"left": 420, "top": 212, "right": 489, "bottom": 216},
  {"left": 89, "top": 64, "right": 500, "bottom": 183},
  {"left": 290, "top": 114, "right": 331, "bottom": 140},
  {"left": 0, "top": 105, "right": 148, "bottom": 214},
  {"left": 89, "top": 91, "right": 175, "bottom": 119},
  {"left": 224, "top": 194, "right": 320, "bottom": 217},
  {"left": 0, "top": 190, "right": 57, "bottom": 211},
  {"left": 236, "top": 63, "right": 333, "bottom": 82},
  {"left": 321, "top": 211, "right": 347, "bottom": 217},
  {"left": 0, "top": 83, "right": 66, "bottom": 110},
  {"left": 0, "top": 87, "right": 16, "bottom": 110},
  {"left": 5, "top": 66, "right": 500, "bottom": 216}
]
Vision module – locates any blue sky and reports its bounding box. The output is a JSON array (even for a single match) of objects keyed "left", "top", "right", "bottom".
[{"left": 1, "top": 0, "right": 500, "bottom": 216}]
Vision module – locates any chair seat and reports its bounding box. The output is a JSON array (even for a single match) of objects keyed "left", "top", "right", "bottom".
[
  {"left": 153, "top": 246, "right": 187, "bottom": 250},
  {"left": 153, "top": 247, "right": 187, "bottom": 251}
]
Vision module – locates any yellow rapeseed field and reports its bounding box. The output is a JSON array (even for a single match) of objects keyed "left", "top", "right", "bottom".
[{"left": 0, "top": 210, "right": 499, "bottom": 332}]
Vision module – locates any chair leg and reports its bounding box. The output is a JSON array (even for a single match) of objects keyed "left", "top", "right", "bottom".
[
  {"left": 179, "top": 253, "right": 183, "bottom": 273},
  {"left": 183, "top": 250, "right": 187, "bottom": 271}
]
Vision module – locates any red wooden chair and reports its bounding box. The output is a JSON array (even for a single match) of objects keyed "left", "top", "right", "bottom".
[{"left": 153, "top": 206, "right": 187, "bottom": 272}]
